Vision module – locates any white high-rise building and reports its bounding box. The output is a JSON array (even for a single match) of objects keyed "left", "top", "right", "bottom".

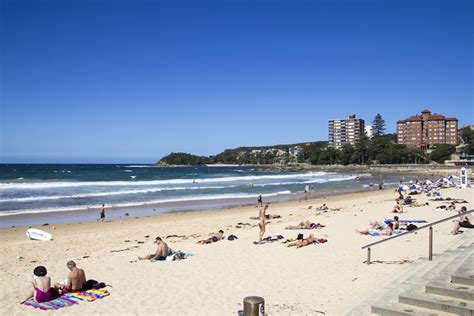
[
  {"left": 365, "top": 125, "right": 373, "bottom": 138},
  {"left": 328, "top": 114, "right": 365, "bottom": 148}
]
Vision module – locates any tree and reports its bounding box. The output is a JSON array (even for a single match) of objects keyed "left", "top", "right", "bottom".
[
  {"left": 429, "top": 144, "right": 456, "bottom": 163},
  {"left": 340, "top": 144, "right": 355, "bottom": 165},
  {"left": 460, "top": 126, "right": 474, "bottom": 154},
  {"left": 372, "top": 113, "right": 386, "bottom": 137}
]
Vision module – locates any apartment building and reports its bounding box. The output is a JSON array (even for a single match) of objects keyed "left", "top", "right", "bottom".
[
  {"left": 397, "top": 109, "right": 458, "bottom": 149},
  {"left": 328, "top": 114, "right": 365, "bottom": 148}
]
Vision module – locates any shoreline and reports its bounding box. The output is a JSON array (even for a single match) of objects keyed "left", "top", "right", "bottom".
[{"left": 0, "top": 184, "right": 388, "bottom": 229}]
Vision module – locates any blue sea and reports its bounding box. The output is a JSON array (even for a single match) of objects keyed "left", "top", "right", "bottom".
[{"left": 0, "top": 164, "right": 399, "bottom": 227}]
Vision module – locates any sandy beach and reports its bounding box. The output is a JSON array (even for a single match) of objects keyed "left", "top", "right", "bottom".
[{"left": 1, "top": 186, "right": 472, "bottom": 315}]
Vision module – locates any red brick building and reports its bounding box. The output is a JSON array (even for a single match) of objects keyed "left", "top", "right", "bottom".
[{"left": 397, "top": 109, "right": 458, "bottom": 149}]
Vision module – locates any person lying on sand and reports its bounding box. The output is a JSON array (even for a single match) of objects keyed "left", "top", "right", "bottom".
[
  {"left": 53, "top": 260, "right": 87, "bottom": 293},
  {"left": 24, "top": 266, "right": 58, "bottom": 303},
  {"left": 286, "top": 234, "right": 326, "bottom": 248},
  {"left": 408, "top": 201, "right": 429, "bottom": 207},
  {"left": 447, "top": 199, "right": 468, "bottom": 204},
  {"left": 356, "top": 223, "right": 394, "bottom": 236},
  {"left": 286, "top": 220, "right": 325, "bottom": 230},
  {"left": 368, "top": 216, "right": 400, "bottom": 230},
  {"left": 391, "top": 199, "right": 404, "bottom": 213},
  {"left": 448, "top": 202, "right": 456, "bottom": 211},
  {"left": 315, "top": 204, "right": 329, "bottom": 211},
  {"left": 197, "top": 230, "right": 224, "bottom": 244},
  {"left": 138, "top": 236, "right": 170, "bottom": 261},
  {"left": 452, "top": 206, "right": 474, "bottom": 235}
]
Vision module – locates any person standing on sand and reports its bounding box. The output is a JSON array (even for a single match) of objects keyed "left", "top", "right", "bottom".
[
  {"left": 258, "top": 204, "right": 269, "bottom": 242},
  {"left": 257, "top": 195, "right": 263, "bottom": 207},
  {"left": 98, "top": 204, "right": 105, "bottom": 222}
]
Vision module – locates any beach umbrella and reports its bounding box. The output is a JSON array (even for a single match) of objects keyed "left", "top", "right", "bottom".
[
  {"left": 409, "top": 184, "right": 421, "bottom": 190},
  {"left": 448, "top": 175, "right": 459, "bottom": 180},
  {"left": 437, "top": 177, "right": 449, "bottom": 183},
  {"left": 424, "top": 179, "right": 433, "bottom": 185}
]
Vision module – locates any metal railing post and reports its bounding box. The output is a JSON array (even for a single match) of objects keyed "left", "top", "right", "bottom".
[
  {"left": 429, "top": 227, "right": 433, "bottom": 261},
  {"left": 361, "top": 210, "right": 473, "bottom": 265}
]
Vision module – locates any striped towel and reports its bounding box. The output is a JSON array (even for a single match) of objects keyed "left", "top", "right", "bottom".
[{"left": 22, "top": 289, "right": 110, "bottom": 310}]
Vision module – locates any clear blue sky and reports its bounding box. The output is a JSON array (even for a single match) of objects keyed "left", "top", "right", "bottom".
[{"left": 1, "top": 0, "right": 472, "bottom": 163}]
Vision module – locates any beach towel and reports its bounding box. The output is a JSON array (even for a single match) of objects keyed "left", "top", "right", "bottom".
[
  {"left": 383, "top": 219, "right": 427, "bottom": 224},
  {"left": 22, "top": 289, "right": 110, "bottom": 310},
  {"left": 285, "top": 224, "right": 325, "bottom": 230},
  {"left": 369, "top": 230, "right": 404, "bottom": 237},
  {"left": 150, "top": 250, "right": 194, "bottom": 262}
]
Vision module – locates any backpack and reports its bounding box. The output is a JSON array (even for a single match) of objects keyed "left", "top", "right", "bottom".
[{"left": 407, "top": 224, "right": 418, "bottom": 231}]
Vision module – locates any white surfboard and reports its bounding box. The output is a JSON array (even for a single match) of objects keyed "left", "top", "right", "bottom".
[{"left": 26, "top": 228, "right": 52, "bottom": 241}]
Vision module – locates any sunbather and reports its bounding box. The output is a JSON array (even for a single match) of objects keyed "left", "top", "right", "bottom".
[
  {"left": 24, "top": 266, "right": 58, "bottom": 303},
  {"left": 138, "top": 236, "right": 170, "bottom": 260},
  {"left": 316, "top": 204, "right": 329, "bottom": 211},
  {"left": 54, "top": 261, "right": 86, "bottom": 293},
  {"left": 392, "top": 199, "right": 404, "bottom": 213},
  {"left": 452, "top": 207, "right": 474, "bottom": 235},
  {"left": 356, "top": 223, "right": 394, "bottom": 236},
  {"left": 369, "top": 216, "right": 400, "bottom": 230},
  {"left": 258, "top": 204, "right": 269, "bottom": 242},
  {"left": 408, "top": 201, "right": 429, "bottom": 207},
  {"left": 197, "top": 230, "right": 224, "bottom": 244},
  {"left": 286, "top": 233, "right": 320, "bottom": 248},
  {"left": 286, "top": 220, "right": 324, "bottom": 229}
]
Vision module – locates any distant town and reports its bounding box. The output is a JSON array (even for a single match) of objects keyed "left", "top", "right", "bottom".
[{"left": 159, "top": 109, "right": 473, "bottom": 167}]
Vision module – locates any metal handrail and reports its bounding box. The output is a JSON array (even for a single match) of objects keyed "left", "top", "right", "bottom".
[{"left": 361, "top": 209, "right": 473, "bottom": 264}]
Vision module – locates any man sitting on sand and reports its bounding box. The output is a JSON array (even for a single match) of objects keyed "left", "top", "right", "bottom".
[
  {"left": 356, "top": 223, "right": 394, "bottom": 236},
  {"left": 452, "top": 206, "right": 474, "bottom": 235},
  {"left": 286, "top": 220, "right": 324, "bottom": 230},
  {"left": 392, "top": 199, "right": 404, "bottom": 213},
  {"left": 138, "top": 236, "right": 170, "bottom": 261},
  {"left": 197, "top": 230, "right": 224, "bottom": 244},
  {"left": 54, "top": 260, "right": 86, "bottom": 293}
]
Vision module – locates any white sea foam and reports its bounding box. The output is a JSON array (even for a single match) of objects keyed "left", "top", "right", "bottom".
[
  {"left": 124, "top": 170, "right": 133, "bottom": 172},
  {"left": 0, "top": 191, "right": 290, "bottom": 217},
  {"left": 0, "top": 184, "right": 247, "bottom": 203},
  {"left": 123, "top": 165, "right": 155, "bottom": 168},
  {"left": 0, "top": 172, "right": 329, "bottom": 190}
]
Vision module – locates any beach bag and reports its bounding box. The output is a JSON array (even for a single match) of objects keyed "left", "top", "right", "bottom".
[
  {"left": 297, "top": 233, "right": 304, "bottom": 240},
  {"left": 407, "top": 224, "right": 418, "bottom": 231},
  {"left": 85, "top": 279, "right": 98, "bottom": 290}
]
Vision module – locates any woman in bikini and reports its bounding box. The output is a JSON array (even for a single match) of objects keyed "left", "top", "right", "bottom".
[
  {"left": 258, "top": 204, "right": 269, "bottom": 242},
  {"left": 24, "top": 266, "right": 57, "bottom": 303},
  {"left": 287, "top": 233, "right": 318, "bottom": 248}
]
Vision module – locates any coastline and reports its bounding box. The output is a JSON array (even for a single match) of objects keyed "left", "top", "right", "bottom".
[
  {"left": 1, "top": 185, "right": 472, "bottom": 315},
  {"left": 0, "top": 184, "right": 388, "bottom": 229}
]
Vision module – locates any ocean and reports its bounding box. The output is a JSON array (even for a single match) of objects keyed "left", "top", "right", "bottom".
[{"left": 0, "top": 164, "right": 399, "bottom": 227}]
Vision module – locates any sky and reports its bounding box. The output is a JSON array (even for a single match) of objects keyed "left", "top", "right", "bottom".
[{"left": 1, "top": 0, "right": 472, "bottom": 163}]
